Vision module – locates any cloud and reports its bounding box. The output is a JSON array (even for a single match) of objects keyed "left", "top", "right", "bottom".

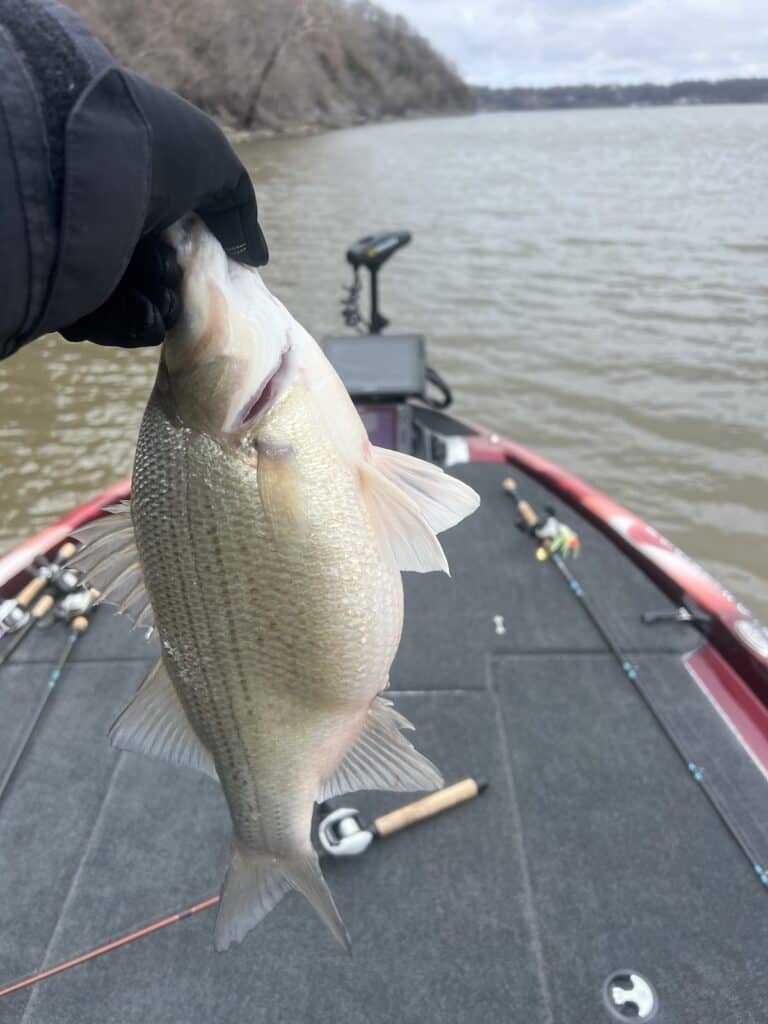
[{"left": 376, "top": 0, "right": 768, "bottom": 86}]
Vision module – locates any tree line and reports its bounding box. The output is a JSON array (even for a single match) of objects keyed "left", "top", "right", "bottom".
[
  {"left": 475, "top": 79, "right": 768, "bottom": 112},
  {"left": 69, "top": 0, "right": 473, "bottom": 131}
]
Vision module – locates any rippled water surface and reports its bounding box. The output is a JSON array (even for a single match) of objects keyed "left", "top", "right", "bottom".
[{"left": 1, "top": 107, "right": 766, "bottom": 617}]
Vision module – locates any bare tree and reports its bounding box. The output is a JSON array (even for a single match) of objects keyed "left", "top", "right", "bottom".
[
  {"left": 243, "top": 0, "right": 329, "bottom": 128},
  {"left": 67, "top": 0, "right": 473, "bottom": 131}
]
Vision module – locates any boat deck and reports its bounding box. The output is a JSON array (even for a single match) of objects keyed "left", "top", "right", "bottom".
[{"left": 2, "top": 461, "right": 767, "bottom": 1023}]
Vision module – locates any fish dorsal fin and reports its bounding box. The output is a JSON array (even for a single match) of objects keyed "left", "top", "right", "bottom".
[
  {"left": 369, "top": 445, "right": 480, "bottom": 535},
  {"left": 317, "top": 696, "right": 443, "bottom": 802},
  {"left": 358, "top": 461, "right": 449, "bottom": 574},
  {"left": 69, "top": 501, "right": 155, "bottom": 636},
  {"left": 109, "top": 658, "right": 218, "bottom": 780}
]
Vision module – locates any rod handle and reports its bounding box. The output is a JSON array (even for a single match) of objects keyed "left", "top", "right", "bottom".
[
  {"left": 71, "top": 615, "right": 89, "bottom": 635},
  {"left": 56, "top": 541, "right": 77, "bottom": 564},
  {"left": 16, "top": 576, "right": 46, "bottom": 609},
  {"left": 501, "top": 478, "right": 539, "bottom": 529},
  {"left": 518, "top": 500, "right": 539, "bottom": 529},
  {"left": 373, "top": 778, "right": 484, "bottom": 838},
  {"left": 32, "top": 594, "right": 54, "bottom": 620}
]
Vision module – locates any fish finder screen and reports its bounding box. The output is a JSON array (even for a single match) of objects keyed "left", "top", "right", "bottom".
[{"left": 321, "top": 335, "right": 425, "bottom": 399}]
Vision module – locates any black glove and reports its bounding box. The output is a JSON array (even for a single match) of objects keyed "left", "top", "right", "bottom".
[
  {"left": 61, "top": 70, "right": 268, "bottom": 349},
  {"left": 61, "top": 236, "right": 181, "bottom": 348}
]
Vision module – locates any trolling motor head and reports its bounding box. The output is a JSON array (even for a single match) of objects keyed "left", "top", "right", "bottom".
[{"left": 342, "top": 231, "right": 411, "bottom": 334}]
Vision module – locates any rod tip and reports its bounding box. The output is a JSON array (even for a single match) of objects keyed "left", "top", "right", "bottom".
[{"left": 475, "top": 778, "right": 489, "bottom": 794}]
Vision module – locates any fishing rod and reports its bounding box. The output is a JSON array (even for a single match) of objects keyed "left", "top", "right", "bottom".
[
  {"left": 0, "top": 593, "right": 55, "bottom": 669},
  {"left": 0, "top": 776, "right": 487, "bottom": 998},
  {"left": 317, "top": 776, "right": 487, "bottom": 856},
  {"left": 0, "top": 614, "right": 90, "bottom": 807},
  {"left": 502, "top": 475, "right": 768, "bottom": 888},
  {"left": 0, "top": 586, "right": 100, "bottom": 671},
  {"left": 0, "top": 541, "right": 78, "bottom": 641},
  {"left": 0, "top": 562, "right": 97, "bottom": 672}
]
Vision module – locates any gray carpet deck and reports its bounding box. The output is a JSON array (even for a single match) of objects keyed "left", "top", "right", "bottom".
[{"left": 0, "top": 462, "right": 766, "bottom": 1023}]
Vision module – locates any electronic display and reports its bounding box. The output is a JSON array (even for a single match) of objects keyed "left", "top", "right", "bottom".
[{"left": 321, "top": 335, "right": 426, "bottom": 400}]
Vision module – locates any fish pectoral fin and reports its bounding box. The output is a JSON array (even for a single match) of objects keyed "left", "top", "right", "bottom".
[
  {"left": 370, "top": 445, "right": 480, "bottom": 534},
  {"left": 358, "top": 461, "right": 449, "bottom": 574},
  {"left": 215, "top": 843, "right": 349, "bottom": 953},
  {"left": 69, "top": 501, "right": 156, "bottom": 637},
  {"left": 109, "top": 658, "right": 218, "bottom": 780},
  {"left": 317, "top": 695, "right": 443, "bottom": 802},
  {"left": 256, "top": 442, "right": 309, "bottom": 542}
]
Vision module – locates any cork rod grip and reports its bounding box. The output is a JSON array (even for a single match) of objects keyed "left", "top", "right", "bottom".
[
  {"left": 56, "top": 541, "right": 77, "bottom": 563},
  {"left": 71, "top": 616, "right": 89, "bottom": 635},
  {"left": 32, "top": 595, "right": 54, "bottom": 620},
  {"left": 373, "top": 778, "right": 481, "bottom": 838},
  {"left": 517, "top": 500, "right": 539, "bottom": 529},
  {"left": 16, "top": 576, "right": 46, "bottom": 609}
]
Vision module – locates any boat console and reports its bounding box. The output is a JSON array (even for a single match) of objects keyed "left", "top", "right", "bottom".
[
  {"left": 321, "top": 333, "right": 426, "bottom": 451},
  {"left": 322, "top": 232, "right": 470, "bottom": 464}
]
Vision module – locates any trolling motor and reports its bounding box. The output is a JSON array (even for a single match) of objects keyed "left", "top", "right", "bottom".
[
  {"left": 324, "top": 231, "right": 453, "bottom": 458},
  {"left": 342, "top": 230, "right": 411, "bottom": 334}
]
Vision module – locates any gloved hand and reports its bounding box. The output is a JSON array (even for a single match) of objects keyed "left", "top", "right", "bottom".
[
  {"left": 61, "top": 70, "right": 268, "bottom": 349},
  {"left": 61, "top": 236, "right": 181, "bottom": 347}
]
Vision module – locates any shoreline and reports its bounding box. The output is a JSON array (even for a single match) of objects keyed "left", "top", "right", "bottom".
[
  {"left": 221, "top": 97, "right": 768, "bottom": 144},
  {"left": 220, "top": 106, "right": 476, "bottom": 144}
]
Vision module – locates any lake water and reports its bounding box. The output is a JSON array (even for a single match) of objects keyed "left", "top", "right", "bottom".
[{"left": 1, "top": 106, "right": 766, "bottom": 619}]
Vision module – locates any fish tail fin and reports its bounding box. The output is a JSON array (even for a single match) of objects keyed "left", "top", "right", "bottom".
[
  {"left": 284, "top": 851, "right": 351, "bottom": 953},
  {"left": 214, "top": 841, "right": 350, "bottom": 953}
]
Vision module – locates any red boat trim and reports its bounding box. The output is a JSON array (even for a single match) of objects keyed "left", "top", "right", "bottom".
[
  {"left": 684, "top": 645, "right": 768, "bottom": 780},
  {"left": 464, "top": 422, "right": 768, "bottom": 706},
  {"left": 0, "top": 478, "right": 131, "bottom": 598}
]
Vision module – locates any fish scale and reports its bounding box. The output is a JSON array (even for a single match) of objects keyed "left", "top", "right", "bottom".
[{"left": 133, "top": 387, "right": 404, "bottom": 852}]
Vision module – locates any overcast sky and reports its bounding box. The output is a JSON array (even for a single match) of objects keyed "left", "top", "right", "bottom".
[{"left": 377, "top": 0, "right": 768, "bottom": 88}]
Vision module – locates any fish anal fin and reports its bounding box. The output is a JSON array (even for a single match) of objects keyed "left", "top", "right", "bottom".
[
  {"left": 369, "top": 445, "right": 480, "bottom": 534},
  {"left": 109, "top": 658, "right": 217, "bottom": 780},
  {"left": 318, "top": 695, "right": 443, "bottom": 802},
  {"left": 358, "top": 461, "right": 449, "bottom": 574},
  {"left": 215, "top": 842, "right": 349, "bottom": 952}
]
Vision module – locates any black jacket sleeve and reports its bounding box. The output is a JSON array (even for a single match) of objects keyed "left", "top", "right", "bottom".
[{"left": 0, "top": 0, "right": 267, "bottom": 360}]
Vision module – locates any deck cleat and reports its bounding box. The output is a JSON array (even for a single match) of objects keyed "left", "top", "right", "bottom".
[{"left": 603, "top": 970, "right": 658, "bottom": 1020}]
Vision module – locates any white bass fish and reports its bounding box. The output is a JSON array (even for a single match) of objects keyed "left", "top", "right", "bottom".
[{"left": 71, "top": 215, "right": 479, "bottom": 950}]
